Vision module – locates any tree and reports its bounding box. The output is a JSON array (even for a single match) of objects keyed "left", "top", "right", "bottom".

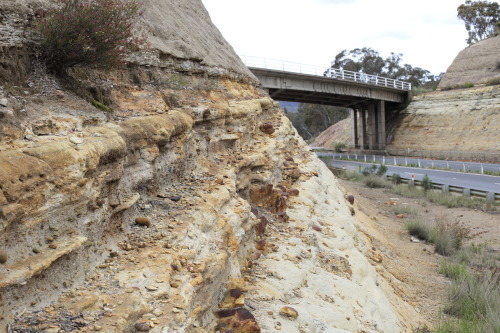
[
  {"left": 457, "top": 0, "right": 500, "bottom": 45},
  {"left": 37, "top": 0, "right": 146, "bottom": 71},
  {"left": 329, "top": 47, "right": 440, "bottom": 88}
]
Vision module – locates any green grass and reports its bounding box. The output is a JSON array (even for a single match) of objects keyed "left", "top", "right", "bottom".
[
  {"left": 437, "top": 244, "right": 500, "bottom": 332},
  {"left": 425, "top": 191, "right": 486, "bottom": 209},
  {"left": 405, "top": 219, "right": 435, "bottom": 241},
  {"left": 362, "top": 174, "right": 391, "bottom": 188},
  {"left": 439, "top": 262, "right": 467, "bottom": 280}
]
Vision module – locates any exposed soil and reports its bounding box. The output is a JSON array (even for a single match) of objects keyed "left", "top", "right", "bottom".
[{"left": 340, "top": 179, "right": 500, "bottom": 329}]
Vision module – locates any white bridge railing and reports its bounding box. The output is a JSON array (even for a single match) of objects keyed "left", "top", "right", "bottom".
[{"left": 239, "top": 55, "right": 412, "bottom": 91}]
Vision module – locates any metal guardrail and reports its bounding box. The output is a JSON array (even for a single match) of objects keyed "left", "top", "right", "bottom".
[
  {"left": 239, "top": 55, "right": 412, "bottom": 91},
  {"left": 328, "top": 166, "right": 500, "bottom": 202},
  {"left": 391, "top": 177, "right": 499, "bottom": 202},
  {"left": 315, "top": 151, "right": 500, "bottom": 175},
  {"left": 385, "top": 148, "right": 500, "bottom": 163}
]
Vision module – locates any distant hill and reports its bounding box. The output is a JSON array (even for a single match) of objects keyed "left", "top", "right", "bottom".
[{"left": 278, "top": 101, "right": 299, "bottom": 113}]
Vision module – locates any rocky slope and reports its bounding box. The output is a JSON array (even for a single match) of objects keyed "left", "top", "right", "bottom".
[
  {"left": 311, "top": 118, "right": 351, "bottom": 149},
  {"left": 439, "top": 35, "right": 500, "bottom": 89},
  {"left": 389, "top": 85, "right": 500, "bottom": 157},
  {"left": 0, "top": 0, "right": 426, "bottom": 332}
]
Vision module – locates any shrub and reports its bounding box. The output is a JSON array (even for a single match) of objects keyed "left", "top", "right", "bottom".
[
  {"left": 463, "top": 82, "right": 475, "bottom": 88},
  {"left": 334, "top": 142, "right": 347, "bottom": 153},
  {"left": 362, "top": 165, "right": 378, "bottom": 176},
  {"left": 439, "top": 262, "right": 467, "bottom": 280},
  {"left": 405, "top": 219, "right": 434, "bottom": 241},
  {"left": 37, "top": 0, "right": 146, "bottom": 71},
  {"left": 443, "top": 272, "right": 500, "bottom": 331},
  {"left": 421, "top": 174, "right": 432, "bottom": 191},
  {"left": 91, "top": 100, "right": 112, "bottom": 112},
  {"left": 363, "top": 175, "right": 390, "bottom": 188},
  {"left": 376, "top": 164, "right": 388, "bottom": 176},
  {"left": 391, "top": 173, "right": 401, "bottom": 184}
]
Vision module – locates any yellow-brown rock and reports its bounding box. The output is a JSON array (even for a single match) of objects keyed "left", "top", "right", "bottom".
[{"left": 279, "top": 306, "right": 299, "bottom": 320}]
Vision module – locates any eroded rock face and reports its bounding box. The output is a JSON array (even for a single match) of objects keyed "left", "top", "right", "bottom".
[
  {"left": 0, "top": 0, "right": 423, "bottom": 332},
  {"left": 439, "top": 35, "right": 500, "bottom": 89},
  {"left": 390, "top": 86, "right": 500, "bottom": 156}
]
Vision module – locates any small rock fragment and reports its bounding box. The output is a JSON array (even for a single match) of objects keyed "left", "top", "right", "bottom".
[
  {"left": 145, "top": 285, "right": 158, "bottom": 291},
  {"left": 287, "top": 188, "right": 299, "bottom": 197},
  {"left": 349, "top": 206, "right": 355, "bottom": 216},
  {"left": 259, "top": 123, "right": 275, "bottom": 134},
  {"left": 152, "top": 308, "right": 163, "bottom": 317},
  {"left": 135, "top": 217, "right": 152, "bottom": 227},
  {"left": 347, "top": 194, "right": 355, "bottom": 205},
  {"left": 279, "top": 306, "right": 298, "bottom": 319},
  {"left": 134, "top": 321, "right": 151, "bottom": 332},
  {"left": 0, "top": 250, "right": 7, "bottom": 264},
  {"left": 312, "top": 225, "right": 322, "bottom": 232},
  {"left": 69, "top": 136, "right": 84, "bottom": 145}
]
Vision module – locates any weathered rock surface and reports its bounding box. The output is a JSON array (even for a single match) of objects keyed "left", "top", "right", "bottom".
[
  {"left": 311, "top": 118, "right": 351, "bottom": 149},
  {"left": 439, "top": 35, "right": 500, "bottom": 89},
  {"left": 390, "top": 86, "right": 500, "bottom": 155},
  {"left": 0, "top": 0, "right": 427, "bottom": 332}
]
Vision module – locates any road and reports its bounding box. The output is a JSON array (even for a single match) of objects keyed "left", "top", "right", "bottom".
[
  {"left": 321, "top": 159, "right": 500, "bottom": 195},
  {"left": 314, "top": 151, "right": 500, "bottom": 174}
]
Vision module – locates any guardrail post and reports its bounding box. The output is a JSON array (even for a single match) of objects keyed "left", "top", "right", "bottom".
[
  {"left": 463, "top": 163, "right": 466, "bottom": 172},
  {"left": 418, "top": 159, "right": 421, "bottom": 168},
  {"left": 442, "top": 184, "right": 449, "bottom": 193},
  {"left": 405, "top": 158, "right": 408, "bottom": 166},
  {"left": 364, "top": 155, "right": 367, "bottom": 163},
  {"left": 486, "top": 192, "right": 495, "bottom": 203},
  {"left": 481, "top": 164, "right": 484, "bottom": 174},
  {"left": 463, "top": 188, "right": 471, "bottom": 198}
]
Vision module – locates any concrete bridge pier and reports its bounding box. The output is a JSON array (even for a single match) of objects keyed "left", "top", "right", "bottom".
[
  {"left": 351, "top": 100, "right": 386, "bottom": 150},
  {"left": 377, "top": 100, "right": 386, "bottom": 150}
]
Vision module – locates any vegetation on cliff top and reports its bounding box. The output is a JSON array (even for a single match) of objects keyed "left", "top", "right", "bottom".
[
  {"left": 36, "top": 0, "right": 147, "bottom": 71},
  {"left": 457, "top": 0, "right": 499, "bottom": 45}
]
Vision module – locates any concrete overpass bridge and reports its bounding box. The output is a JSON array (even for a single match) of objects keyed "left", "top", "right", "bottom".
[{"left": 240, "top": 55, "right": 412, "bottom": 151}]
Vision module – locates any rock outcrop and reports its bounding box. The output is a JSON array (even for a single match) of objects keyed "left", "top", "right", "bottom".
[
  {"left": 389, "top": 86, "right": 500, "bottom": 158},
  {"left": 439, "top": 35, "right": 500, "bottom": 89},
  {"left": 311, "top": 118, "right": 351, "bottom": 149},
  {"left": 0, "top": 0, "right": 427, "bottom": 332}
]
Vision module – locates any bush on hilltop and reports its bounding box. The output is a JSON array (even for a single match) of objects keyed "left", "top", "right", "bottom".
[{"left": 37, "top": 0, "right": 146, "bottom": 71}]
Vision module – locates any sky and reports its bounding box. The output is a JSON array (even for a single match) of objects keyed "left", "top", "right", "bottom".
[{"left": 201, "top": 0, "right": 469, "bottom": 75}]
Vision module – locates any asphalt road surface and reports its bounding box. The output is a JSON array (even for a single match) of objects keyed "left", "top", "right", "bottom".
[
  {"left": 315, "top": 152, "right": 500, "bottom": 174},
  {"left": 321, "top": 158, "right": 500, "bottom": 195}
]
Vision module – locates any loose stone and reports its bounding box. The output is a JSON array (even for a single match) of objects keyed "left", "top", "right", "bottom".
[
  {"left": 135, "top": 217, "right": 152, "bottom": 227},
  {"left": 69, "top": 136, "right": 84, "bottom": 145},
  {"left": 279, "top": 306, "right": 298, "bottom": 319},
  {"left": 347, "top": 194, "right": 355, "bottom": 205},
  {"left": 134, "top": 321, "right": 151, "bottom": 332},
  {"left": 0, "top": 250, "right": 7, "bottom": 264}
]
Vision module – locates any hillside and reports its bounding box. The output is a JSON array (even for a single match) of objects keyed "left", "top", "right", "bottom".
[{"left": 0, "top": 0, "right": 426, "bottom": 332}]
